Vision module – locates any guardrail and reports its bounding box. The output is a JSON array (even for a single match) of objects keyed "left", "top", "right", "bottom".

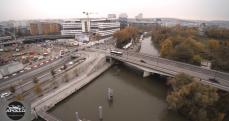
[{"left": 127, "top": 52, "right": 229, "bottom": 82}]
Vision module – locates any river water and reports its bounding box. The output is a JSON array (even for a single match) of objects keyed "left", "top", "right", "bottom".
[
  {"left": 49, "top": 65, "right": 187, "bottom": 121},
  {"left": 140, "top": 37, "right": 159, "bottom": 56},
  {"left": 41, "top": 36, "right": 229, "bottom": 121}
]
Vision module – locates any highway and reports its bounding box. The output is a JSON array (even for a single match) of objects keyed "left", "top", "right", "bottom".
[
  {"left": 90, "top": 48, "right": 229, "bottom": 91},
  {"left": 4, "top": 52, "right": 87, "bottom": 102}
]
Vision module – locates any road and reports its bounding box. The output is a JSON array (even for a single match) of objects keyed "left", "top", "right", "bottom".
[{"left": 89, "top": 47, "right": 229, "bottom": 91}]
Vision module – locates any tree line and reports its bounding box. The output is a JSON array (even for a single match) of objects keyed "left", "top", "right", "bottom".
[
  {"left": 167, "top": 73, "right": 229, "bottom": 121},
  {"left": 113, "top": 27, "right": 139, "bottom": 48},
  {"left": 151, "top": 25, "right": 229, "bottom": 72}
]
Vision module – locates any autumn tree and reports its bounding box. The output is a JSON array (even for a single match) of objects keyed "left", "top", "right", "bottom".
[
  {"left": 160, "top": 38, "right": 173, "bottom": 57},
  {"left": 113, "top": 27, "right": 138, "bottom": 48},
  {"left": 9, "top": 86, "right": 16, "bottom": 93},
  {"left": 64, "top": 73, "right": 69, "bottom": 82},
  {"left": 211, "top": 45, "right": 229, "bottom": 72},
  {"left": 208, "top": 39, "right": 220, "bottom": 52},
  {"left": 166, "top": 73, "right": 228, "bottom": 121},
  {"left": 33, "top": 77, "right": 42, "bottom": 96}
]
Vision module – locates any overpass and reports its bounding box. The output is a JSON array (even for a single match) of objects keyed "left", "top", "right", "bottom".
[{"left": 104, "top": 50, "right": 229, "bottom": 92}]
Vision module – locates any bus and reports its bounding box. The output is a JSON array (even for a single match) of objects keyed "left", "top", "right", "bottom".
[{"left": 110, "top": 50, "right": 123, "bottom": 56}]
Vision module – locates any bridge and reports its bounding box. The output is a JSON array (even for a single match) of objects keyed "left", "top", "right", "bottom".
[{"left": 102, "top": 49, "right": 229, "bottom": 92}]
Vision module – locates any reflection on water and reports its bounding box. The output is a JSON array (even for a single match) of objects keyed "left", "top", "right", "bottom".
[
  {"left": 49, "top": 65, "right": 187, "bottom": 121},
  {"left": 140, "top": 37, "right": 159, "bottom": 56}
]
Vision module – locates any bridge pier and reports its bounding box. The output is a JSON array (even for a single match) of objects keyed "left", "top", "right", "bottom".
[
  {"left": 143, "top": 71, "right": 151, "bottom": 78},
  {"left": 106, "top": 57, "right": 113, "bottom": 63}
]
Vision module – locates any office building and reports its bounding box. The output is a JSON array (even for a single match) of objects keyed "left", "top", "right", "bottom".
[
  {"left": 61, "top": 18, "right": 120, "bottom": 38},
  {"left": 30, "top": 22, "right": 61, "bottom": 35}
]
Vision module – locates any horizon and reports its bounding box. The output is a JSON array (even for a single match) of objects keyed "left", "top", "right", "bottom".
[
  {"left": 1, "top": 17, "right": 229, "bottom": 23},
  {"left": 0, "top": 0, "right": 229, "bottom": 22}
]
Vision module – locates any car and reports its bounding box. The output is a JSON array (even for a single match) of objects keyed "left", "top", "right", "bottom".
[
  {"left": 12, "top": 73, "right": 17, "bottom": 76},
  {"left": 33, "top": 65, "right": 38, "bottom": 68},
  {"left": 1, "top": 92, "right": 12, "bottom": 98},
  {"left": 68, "top": 61, "right": 73, "bottom": 65},
  {"left": 209, "top": 78, "right": 219, "bottom": 83},
  {"left": 60, "top": 65, "right": 67, "bottom": 70},
  {"left": 20, "top": 70, "right": 24, "bottom": 73},
  {"left": 24, "top": 67, "right": 31, "bottom": 70},
  {"left": 140, "top": 60, "right": 146, "bottom": 63},
  {"left": 3, "top": 76, "right": 9, "bottom": 79}
]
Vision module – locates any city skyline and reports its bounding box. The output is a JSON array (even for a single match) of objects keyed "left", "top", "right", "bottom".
[{"left": 0, "top": 0, "right": 229, "bottom": 21}]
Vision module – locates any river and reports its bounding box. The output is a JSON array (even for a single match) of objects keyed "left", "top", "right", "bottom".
[
  {"left": 49, "top": 65, "right": 187, "bottom": 121},
  {"left": 140, "top": 37, "right": 159, "bottom": 56}
]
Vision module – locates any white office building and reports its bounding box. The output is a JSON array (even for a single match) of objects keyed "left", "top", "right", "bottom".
[{"left": 61, "top": 18, "right": 120, "bottom": 38}]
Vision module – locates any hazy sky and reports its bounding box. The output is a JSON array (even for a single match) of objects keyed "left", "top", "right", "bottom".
[{"left": 0, "top": 0, "right": 229, "bottom": 21}]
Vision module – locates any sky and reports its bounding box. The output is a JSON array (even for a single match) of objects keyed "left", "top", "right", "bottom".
[{"left": 0, "top": 0, "right": 229, "bottom": 21}]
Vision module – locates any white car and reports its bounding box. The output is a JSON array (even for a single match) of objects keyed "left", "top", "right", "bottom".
[
  {"left": 3, "top": 76, "right": 9, "bottom": 79},
  {"left": 20, "top": 70, "right": 24, "bottom": 73},
  {"left": 12, "top": 73, "right": 17, "bottom": 76},
  {"left": 24, "top": 67, "right": 31, "bottom": 70},
  {"left": 68, "top": 61, "right": 73, "bottom": 65},
  {"left": 0, "top": 92, "right": 12, "bottom": 98}
]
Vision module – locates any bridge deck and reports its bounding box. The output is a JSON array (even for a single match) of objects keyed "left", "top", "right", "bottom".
[{"left": 106, "top": 50, "right": 229, "bottom": 91}]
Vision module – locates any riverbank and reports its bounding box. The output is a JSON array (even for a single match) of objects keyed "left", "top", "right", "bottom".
[
  {"left": 49, "top": 64, "right": 187, "bottom": 121},
  {"left": 31, "top": 53, "right": 112, "bottom": 120}
]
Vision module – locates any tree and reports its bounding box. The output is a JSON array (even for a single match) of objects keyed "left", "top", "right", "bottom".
[
  {"left": 113, "top": 27, "right": 138, "bottom": 48},
  {"left": 33, "top": 83, "right": 42, "bottom": 96},
  {"left": 51, "top": 69, "right": 56, "bottom": 78},
  {"left": 33, "top": 77, "right": 42, "bottom": 96},
  {"left": 166, "top": 73, "right": 228, "bottom": 121},
  {"left": 211, "top": 45, "right": 229, "bottom": 72},
  {"left": 15, "top": 94, "right": 24, "bottom": 101},
  {"left": 64, "top": 74, "right": 69, "bottom": 82},
  {"left": 208, "top": 39, "right": 220, "bottom": 52},
  {"left": 33, "top": 77, "right": 39, "bottom": 83},
  {"left": 9, "top": 86, "right": 16, "bottom": 93},
  {"left": 160, "top": 38, "right": 173, "bottom": 57},
  {"left": 192, "top": 55, "right": 202, "bottom": 66},
  {"left": 95, "top": 33, "right": 101, "bottom": 41},
  {"left": 170, "top": 43, "right": 194, "bottom": 63}
]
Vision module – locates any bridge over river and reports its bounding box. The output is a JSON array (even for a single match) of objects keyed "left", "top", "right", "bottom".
[{"left": 92, "top": 48, "right": 229, "bottom": 92}]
